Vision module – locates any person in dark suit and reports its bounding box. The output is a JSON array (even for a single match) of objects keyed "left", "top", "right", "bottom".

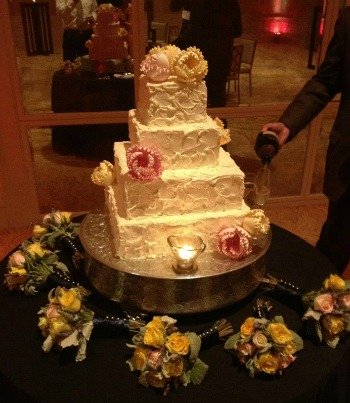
[
  {"left": 170, "top": 0, "right": 242, "bottom": 108},
  {"left": 261, "top": 7, "right": 350, "bottom": 274}
]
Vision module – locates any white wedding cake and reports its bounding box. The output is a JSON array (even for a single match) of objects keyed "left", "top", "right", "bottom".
[{"left": 92, "top": 46, "right": 269, "bottom": 260}]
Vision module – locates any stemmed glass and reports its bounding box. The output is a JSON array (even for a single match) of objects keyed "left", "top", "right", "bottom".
[
  {"left": 244, "top": 173, "right": 257, "bottom": 208},
  {"left": 254, "top": 166, "right": 271, "bottom": 208}
]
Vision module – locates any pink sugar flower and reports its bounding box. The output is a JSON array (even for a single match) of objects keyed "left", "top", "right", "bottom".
[
  {"left": 126, "top": 145, "right": 163, "bottom": 181},
  {"left": 217, "top": 226, "right": 252, "bottom": 260}
]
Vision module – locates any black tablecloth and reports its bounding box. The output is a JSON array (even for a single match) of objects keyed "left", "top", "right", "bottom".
[
  {"left": 51, "top": 70, "right": 135, "bottom": 158},
  {"left": 1, "top": 224, "right": 349, "bottom": 403}
]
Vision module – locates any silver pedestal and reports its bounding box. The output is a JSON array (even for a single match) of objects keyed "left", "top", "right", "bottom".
[{"left": 80, "top": 213, "right": 271, "bottom": 314}]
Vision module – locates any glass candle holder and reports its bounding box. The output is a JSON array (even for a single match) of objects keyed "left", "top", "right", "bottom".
[{"left": 167, "top": 235, "right": 206, "bottom": 274}]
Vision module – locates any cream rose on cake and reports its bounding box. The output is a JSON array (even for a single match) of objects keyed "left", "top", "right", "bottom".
[
  {"left": 91, "top": 160, "right": 115, "bottom": 186},
  {"left": 173, "top": 47, "right": 208, "bottom": 82}
]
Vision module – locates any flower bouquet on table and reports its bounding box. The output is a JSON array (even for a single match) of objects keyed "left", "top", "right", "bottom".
[
  {"left": 224, "top": 299, "right": 303, "bottom": 378},
  {"left": 126, "top": 315, "right": 209, "bottom": 396},
  {"left": 38, "top": 286, "right": 146, "bottom": 362},
  {"left": 302, "top": 274, "right": 350, "bottom": 348},
  {"left": 4, "top": 240, "right": 70, "bottom": 295}
]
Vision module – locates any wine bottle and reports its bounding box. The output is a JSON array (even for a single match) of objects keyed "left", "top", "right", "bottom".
[{"left": 254, "top": 131, "right": 280, "bottom": 165}]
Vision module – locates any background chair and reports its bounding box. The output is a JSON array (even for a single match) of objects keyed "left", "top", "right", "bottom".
[
  {"left": 234, "top": 38, "right": 257, "bottom": 96},
  {"left": 226, "top": 44, "right": 243, "bottom": 104},
  {"left": 150, "top": 21, "right": 168, "bottom": 46},
  {"left": 167, "top": 24, "right": 180, "bottom": 44}
]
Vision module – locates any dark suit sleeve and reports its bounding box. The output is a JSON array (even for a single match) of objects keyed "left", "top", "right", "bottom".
[{"left": 279, "top": 8, "right": 346, "bottom": 140}]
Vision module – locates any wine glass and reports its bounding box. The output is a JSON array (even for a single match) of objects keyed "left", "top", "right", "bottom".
[
  {"left": 254, "top": 166, "right": 271, "bottom": 208},
  {"left": 244, "top": 173, "right": 257, "bottom": 208}
]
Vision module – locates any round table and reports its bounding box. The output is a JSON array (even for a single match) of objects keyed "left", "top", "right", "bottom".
[{"left": 1, "top": 225, "right": 349, "bottom": 403}]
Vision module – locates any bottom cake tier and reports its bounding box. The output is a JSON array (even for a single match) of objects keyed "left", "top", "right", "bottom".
[{"left": 80, "top": 212, "right": 271, "bottom": 314}]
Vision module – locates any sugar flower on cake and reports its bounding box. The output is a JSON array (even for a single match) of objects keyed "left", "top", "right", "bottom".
[
  {"left": 91, "top": 160, "right": 116, "bottom": 187},
  {"left": 149, "top": 44, "right": 182, "bottom": 68},
  {"left": 224, "top": 314, "right": 303, "bottom": 378},
  {"left": 242, "top": 209, "right": 270, "bottom": 239},
  {"left": 173, "top": 47, "right": 208, "bottom": 82},
  {"left": 140, "top": 51, "right": 171, "bottom": 82},
  {"left": 302, "top": 274, "right": 350, "bottom": 348},
  {"left": 214, "top": 117, "right": 231, "bottom": 146},
  {"left": 127, "top": 145, "right": 163, "bottom": 181},
  {"left": 38, "top": 286, "right": 94, "bottom": 362},
  {"left": 217, "top": 226, "right": 252, "bottom": 260},
  {"left": 126, "top": 315, "right": 208, "bottom": 396}
]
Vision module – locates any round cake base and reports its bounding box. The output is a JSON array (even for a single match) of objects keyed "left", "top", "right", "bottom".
[{"left": 79, "top": 213, "right": 271, "bottom": 314}]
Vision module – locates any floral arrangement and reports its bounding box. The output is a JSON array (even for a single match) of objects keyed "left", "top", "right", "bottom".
[
  {"left": 38, "top": 286, "right": 94, "bottom": 362},
  {"left": 224, "top": 314, "right": 303, "bottom": 377},
  {"left": 3, "top": 210, "right": 81, "bottom": 294},
  {"left": 91, "top": 160, "right": 116, "bottom": 187},
  {"left": 141, "top": 45, "right": 208, "bottom": 83},
  {"left": 4, "top": 240, "right": 69, "bottom": 295},
  {"left": 126, "top": 145, "right": 163, "bottom": 181},
  {"left": 302, "top": 274, "right": 350, "bottom": 348},
  {"left": 217, "top": 209, "right": 270, "bottom": 260},
  {"left": 126, "top": 315, "right": 208, "bottom": 396}
]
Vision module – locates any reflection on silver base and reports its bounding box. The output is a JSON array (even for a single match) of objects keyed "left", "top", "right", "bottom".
[{"left": 80, "top": 213, "right": 271, "bottom": 314}]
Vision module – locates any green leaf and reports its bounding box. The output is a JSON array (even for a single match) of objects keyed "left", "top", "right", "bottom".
[
  {"left": 325, "top": 336, "right": 339, "bottom": 348},
  {"left": 274, "top": 315, "right": 285, "bottom": 324},
  {"left": 291, "top": 330, "right": 304, "bottom": 351},
  {"left": 185, "top": 332, "right": 201, "bottom": 362},
  {"left": 188, "top": 358, "right": 209, "bottom": 385},
  {"left": 315, "top": 321, "right": 323, "bottom": 342},
  {"left": 224, "top": 332, "right": 240, "bottom": 350},
  {"left": 303, "top": 308, "right": 322, "bottom": 321}
]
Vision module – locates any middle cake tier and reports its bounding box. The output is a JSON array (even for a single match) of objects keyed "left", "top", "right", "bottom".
[{"left": 113, "top": 142, "right": 245, "bottom": 219}]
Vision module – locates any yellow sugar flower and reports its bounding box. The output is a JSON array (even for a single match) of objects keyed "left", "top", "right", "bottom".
[
  {"left": 240, "top": 317, "right": 255, "bottom": 337},
  {"left": 267, "top": 322, "right": 293, "bottom": 344},
  {"left": 323, "top": 274, "right": 346, "bottom": 291},
  {"left": 58, "top": 288, "right": 81, "bottom": 313},
  {"left": 165, "top": 332, "right": 190, "bottom": 355}
]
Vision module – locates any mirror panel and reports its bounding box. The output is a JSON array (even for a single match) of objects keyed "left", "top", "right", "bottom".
[{"left": 29, "top": 125, "right": 123, "bottom": 213}]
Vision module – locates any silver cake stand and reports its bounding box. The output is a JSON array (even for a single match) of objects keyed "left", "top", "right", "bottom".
[{"left": 79, "top": 213, "right": 271, "bottom": 314}]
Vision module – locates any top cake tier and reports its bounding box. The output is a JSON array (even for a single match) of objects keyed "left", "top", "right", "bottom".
[{"left": 136, "top": 75, "right": 207, "bottom": 127}]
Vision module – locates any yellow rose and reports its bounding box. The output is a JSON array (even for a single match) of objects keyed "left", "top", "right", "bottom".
[
  {"left": 49, "top": 317, "right": 72, "bottom": 336},
  {"left": 323, "top": 274, "right": 346, "bottom": 291},
  {"left": 267, "top": 323, "right": 293, "bottom": 344},
  {"left": 60, "top": 212, "right": 72, "bottom": 224},
  {"left": 9, "top": 266, "right": 27, "bottom": 276},
  {"left": 322, "top": 315, "right": 345, "bottom": 335},
  {"left": 26, "top": 242, "right": 46, "bottom": 258},
  {"left": 162, "top": 357, "right": 184, "bottom": 377},
  {"left": 38, "top": 316, "right": 50, "bottom": 331},
  {"left": 32, "top": 225, "right": 48, "bottom": 239},
  {"left": 240, "top": 317, "right": 256, "bottom": 337},
  {"left": 132, "top": 347, "right": 148, "bottom": 371},
  {"left": 143, "top": 327, "right": 165, "bottom": 348},
  {"left": 255, "top": 352, "right": 280, "bottom": 375},
  {"left": 165, "top": 332, "right": 190, "bottom": 355},
  {"left": 146, "top": 316, "right": 165, "bottom": 332},
  {"left": 283, "top": 341, "right": 297, "bottom": 355},
  {"left": 58, "top": 288, "right": 81, "bottom": 313},
  {"left": 146, "top": 371, "right": 167, "bottom": 389}
]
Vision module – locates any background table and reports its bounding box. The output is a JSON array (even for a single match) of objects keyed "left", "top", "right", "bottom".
[
  {"left": 51, "top": 69, "right": 135, "bottom": 159},
  {"left": 1, "top": 224, "right": 349, "bottom": 402}
]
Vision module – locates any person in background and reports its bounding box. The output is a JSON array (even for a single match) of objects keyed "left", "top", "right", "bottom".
[
  {"left": 170, "top": 0, "right": 242, "bottom": 108},
  {"left": 261, "top": 7, "right": 350, "bottom": 275},
  {"left": 56, "top": 0, "right": 98, "bottom": 62}
]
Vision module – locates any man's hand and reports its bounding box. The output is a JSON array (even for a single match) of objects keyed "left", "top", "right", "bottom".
[{"left": 261, "top": 122, "right": 290, "bottom": 148}]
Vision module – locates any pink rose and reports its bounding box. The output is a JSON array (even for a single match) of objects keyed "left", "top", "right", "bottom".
[
  {"left": 46, "top": 303, "right": 60, "bottom": 319},
  {"left": 338, "top": 293, "right": 350, "bottom": 310},
  {"left": 314, "top": 293, "right": 334, "bottom": 314},
  {"left": 217, "top": 226, "right": 252, "bottom": 260},
  {"left": 237, "top": 341, "right": 255, "bottom": 356},
  {"left": 147, "top": 349, "right": 164, "bottom": 370},
  {"left": 8, "top": 250, "right": 26, "bottom": 267},
  {"left": 127, "top": 145, "right": 163, "bottom": 181}
]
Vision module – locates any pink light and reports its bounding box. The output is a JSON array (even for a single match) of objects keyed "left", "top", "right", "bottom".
[{"left": 268, "top": 17, "right": 290, "bottom": 35}]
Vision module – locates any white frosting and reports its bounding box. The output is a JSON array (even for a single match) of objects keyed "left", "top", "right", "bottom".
[
  {"left": 136, "top": 75, "right": 207, "bottom": 126},
  {"left": 129, "top": 110, "right": 221, "bottom": 170},
  {"left": 107, "top": 185, "right": 250, "bottom": 259},
  {"left": 113, "top": 143, "right": 245, "bottom": 219}
]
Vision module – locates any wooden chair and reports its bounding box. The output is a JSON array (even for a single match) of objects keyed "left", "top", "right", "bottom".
[
  {"left": 150, "top": 21, "right": 169, "bottom": 46},
  {"left": 234, "top": 38, "right": 257, "bottom": 96},
  {"left": 226, "top": 44, "right": 243, "bottom": 104}
]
